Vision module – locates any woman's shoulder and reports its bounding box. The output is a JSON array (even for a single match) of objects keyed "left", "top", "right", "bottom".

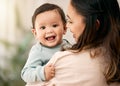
[
  {"left": 52, "top": 51, "right": 73, "bottom": 59},
  {"left": 54, "top": 49, "right": 90, "bottom": 56},
  {"left": 52, "top": 50, "right": 91, "bottom": 61},
  {"left": 46, "top": 51, "right": 73, "bottom": 65},
  {"left": 51, "top": 50, "right": 91, "bottom": 64},
  {"left": 54, "top": 50, "right": 72, "bottom": 56}
]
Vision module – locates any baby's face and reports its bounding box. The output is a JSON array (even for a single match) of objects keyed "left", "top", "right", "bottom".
[{"left": 32, "top": 10, "right": 66, "bottom": 47}]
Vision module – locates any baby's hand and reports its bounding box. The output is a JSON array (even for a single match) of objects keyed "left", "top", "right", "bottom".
[{"left": 44, "top": 64, "right": 55, "bottom": 81}]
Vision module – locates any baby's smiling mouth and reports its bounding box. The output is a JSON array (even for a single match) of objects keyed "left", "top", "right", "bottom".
[{"left": 45, "top": 36, "right": 56, "bottom": 41}]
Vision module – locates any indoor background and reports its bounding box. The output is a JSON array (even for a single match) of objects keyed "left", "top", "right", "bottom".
[{"left": 0, "top": 0, "right": 120, "bottom": 86}]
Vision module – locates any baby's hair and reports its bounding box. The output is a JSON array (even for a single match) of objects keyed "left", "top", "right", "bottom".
[{"left": 32, "top": 3, "right": 66, "bottom": 29}]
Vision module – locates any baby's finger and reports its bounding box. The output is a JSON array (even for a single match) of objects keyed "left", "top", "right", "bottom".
[
  {"left": 51, "top": 70, "right": 55, "bottom": 73},
  {"left": 51, "top": 66, "right": 55, "bottom": 71},
  {"left": 47, "top": 63, "right": 53, "bottom": 67},
  {"left": 51, "top": 71, "right": 55, "bottom": 77},
  {"left": 51, "top": 73, "right": 55, "bottom": 77}
]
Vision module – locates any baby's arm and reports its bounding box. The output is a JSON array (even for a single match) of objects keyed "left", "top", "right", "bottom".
[
  {"left": 25, "top": 52, "right": 60, "bottom": 86},
  {"left": 21, "top": 45, "right": 46, "bottom": 83}
]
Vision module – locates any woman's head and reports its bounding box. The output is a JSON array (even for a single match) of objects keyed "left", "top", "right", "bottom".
[
  {"left": 67, "top": 0, "right": 120, "bottom": 83},
  {"left": 67, "top": 3, "right": 86, "bottom": 42},
  {"left": 67, "top": 0, "right": 120, "bottom": 50}
]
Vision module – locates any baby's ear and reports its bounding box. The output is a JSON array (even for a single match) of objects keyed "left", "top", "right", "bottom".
[{"left": 31, "top": 28, "right": 37, "bottom": 37}]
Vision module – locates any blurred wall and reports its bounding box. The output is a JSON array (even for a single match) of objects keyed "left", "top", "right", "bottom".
[
  {"left": 0, "top": 0, "right": 120, "bottom": 66},
  {"left": 0, "top": 0, "right": 72, "bottom": 68},
  {"left": 0, "top": 1, "right": 119, "bottom": 85}
]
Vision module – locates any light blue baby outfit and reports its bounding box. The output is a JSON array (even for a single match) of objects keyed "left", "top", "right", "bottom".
[{"left": 21, "top": 39, "right": 69, "bottom": 83}]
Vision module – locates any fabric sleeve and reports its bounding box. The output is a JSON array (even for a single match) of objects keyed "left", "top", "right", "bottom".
[{"left": 21, "top": 45, "right": 46, "bottom": 83}]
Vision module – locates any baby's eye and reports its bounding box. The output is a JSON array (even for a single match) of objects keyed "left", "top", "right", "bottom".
[
  {"left": 52, "top": 24, "right": 58, "bottom": 28},
  {"left": 40, "top": 26, "right": 46, "bottom": 30}
]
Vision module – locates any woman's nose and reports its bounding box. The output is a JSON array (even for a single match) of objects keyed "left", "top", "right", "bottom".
[{"left": 66, "top": 22, "right": 69, "bottom": 28}]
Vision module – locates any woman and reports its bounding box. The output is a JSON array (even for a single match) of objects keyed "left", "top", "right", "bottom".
[{"left": 26, "top": 0, "right": 120, "bottom": 86}]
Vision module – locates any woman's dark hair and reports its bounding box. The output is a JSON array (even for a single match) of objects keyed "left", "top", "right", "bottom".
[
  {"left": 70, "top": 0, "right": 120, "bottom": 84},
  {"left": 32, "top": 3, "right": 66, "bottom": 29}
]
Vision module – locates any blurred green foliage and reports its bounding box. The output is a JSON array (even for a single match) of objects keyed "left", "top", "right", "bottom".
[
  {"left": 0, "top": 2, "right": 34, "bottom": 85},
  {"left": 0, "top": 33, "right": 33, "bottom": 86}
]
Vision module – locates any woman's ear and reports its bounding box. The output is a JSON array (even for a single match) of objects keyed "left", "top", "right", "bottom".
[
  {"left": 31, "top": 28, "right": 37, "bottom": 37},
  {"left": 96, "top": 19, "right": 100, "bottom": 29},
  {"left": 63, "top": 24, "right": 67, "bottom": 35}
]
